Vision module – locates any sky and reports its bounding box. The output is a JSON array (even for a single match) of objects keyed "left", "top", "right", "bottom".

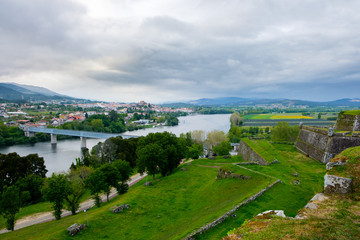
[{"left": 0, "top": 0, "right": 360, "bottom": 103}]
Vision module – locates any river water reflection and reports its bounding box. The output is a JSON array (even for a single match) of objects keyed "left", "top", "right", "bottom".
[{"left": 0, "top": 114, "right": 230, "bottom": 175}]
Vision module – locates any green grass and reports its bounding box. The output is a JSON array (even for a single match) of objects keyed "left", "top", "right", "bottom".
[
  {"left": 197, "top": 144, "right": 326, "bottom": 240},
  {"left": 343, "top": 110, "right": 360, "bottom": 115},
  {"left": 241, "top": 138, "right": 281, "bottom": 163},
  {"left": 227, "top": 196, "right": 360, "bottom": 239},
  {"left": 2, "top": 158, "right": 273, "bottom": 240},
  {"left": 0, "top": 202, "right": 52, "bottom": 229}
]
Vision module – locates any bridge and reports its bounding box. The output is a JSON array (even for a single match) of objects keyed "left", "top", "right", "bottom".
[{"left": 24, "top": 127, "right": 138, "bottom": 148}]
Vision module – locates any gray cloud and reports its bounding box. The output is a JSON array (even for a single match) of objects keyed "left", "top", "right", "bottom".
[{"left": 1, "top": 0, "right": 360, "bottom": 102}]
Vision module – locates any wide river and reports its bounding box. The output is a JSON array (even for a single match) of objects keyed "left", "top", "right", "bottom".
[{"left": 0, "top": 114, "right": 230, "bottom": 175}]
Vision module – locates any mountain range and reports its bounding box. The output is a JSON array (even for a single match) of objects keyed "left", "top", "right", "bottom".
[
  {"left": 1, "top": 82, "right": 359, "bottom": 108},
  {"left": 165, "top": 97, "right": 360, "bottom": 108},
  {"left": 0, "top": 82, "right": 75, "bottom": 102}
]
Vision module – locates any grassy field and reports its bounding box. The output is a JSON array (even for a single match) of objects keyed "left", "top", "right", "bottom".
[
  {"left": 244, "top": 113, "right": 314, "bottom": 120},
  {"left": 197, "top": 143, "right": 326, "bottom": 239},
  {"left": 2, "top": 158, "right": 273, "bottom": 240}
]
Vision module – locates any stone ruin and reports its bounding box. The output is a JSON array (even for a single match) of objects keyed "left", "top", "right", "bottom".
[
  {"left": 112, "top": 204, "right": 130, "bottom": 213},
  {"left": 67, "top": 223, "right": 85, "bottom": 237},
  {"left": 295, "top": 111, "right": 360, "bottom": 164},
  {"left": 216, "top": 168, "right": 251, "bottom": 180}
]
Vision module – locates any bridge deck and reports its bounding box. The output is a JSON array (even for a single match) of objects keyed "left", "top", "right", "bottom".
[{"left": 26, "top": 127, "right": 137, "bottom": 139}]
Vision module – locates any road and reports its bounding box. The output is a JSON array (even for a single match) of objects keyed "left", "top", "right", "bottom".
[{"left": 0, "top": 173, "right": 147, "bottom": 234}]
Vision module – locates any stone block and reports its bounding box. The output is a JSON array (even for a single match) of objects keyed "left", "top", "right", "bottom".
[{"left": 324, "top": 174, "right": 352, "bottom": 194}]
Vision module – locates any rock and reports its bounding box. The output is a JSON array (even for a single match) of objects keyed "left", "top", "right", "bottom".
[
  {"left": 310, "top": 193, "right": 329, "bottom": 202},
  {"left": 67, "top": 223, "right": 86, "bottom": 236},
  {"left": 326, "top": 161, "right": 347, "bottom": 170},
  {"left": 304, "top": 202, "right": 318, "bottom": 210},
  {"left": 216, "top": 168, "right": 250, "bottom": 180},
  {"left": 328, "top": 127, "right": 334, "bottom": 137},
  {"left": 257, "top": 210, "right": 286, "bottom": 218},
  {"left": 324, "top": 174, "right": 352, "bottom": 194},
  {"left": 208, "top": 156, "right": 216, "bottom": 160},
  {"left": 181, "top": 167, "right": 187, "bottom": 171},
  {"left": 112, "top": 204, "right": 130, "bottom": 213},
  {"left": 223, "top": 155, "right": 230, "bottom": 159},
  {"left": 144, "top": 181, "right": 152, "bottom": 186},
  {"left": 292, "top": 179, "right": 301, "bottom": 185},
  {"left": 270, "top": 159, "right": 279, "bottom": 164}
]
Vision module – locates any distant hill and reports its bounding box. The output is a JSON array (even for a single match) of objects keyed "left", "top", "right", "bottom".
[
  {"left": 162, "top": 97, "right": 360, "bottom": 108},
  {"left": 0, "top": 82, "right": 75, "bottom": 102}
]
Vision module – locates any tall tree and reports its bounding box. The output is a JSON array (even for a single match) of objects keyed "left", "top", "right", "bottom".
[
  {"left": 0, "top": 185, "right": 21, "bottom": 231},
  {"left": 65, "top": 166, "right": 93, "bottom": 215},
  {"left": 43, "top": 174, "right": 71, "bottom": 220},
  {"left": 230, "top": 112, "right": 243, "bottom": 127},
  {"left": 113, "top": 160, "right": 132, "bottom": 194},
  {"left": 137, "top": 143, "right": 164, "bottom": 180},
  {"left": 85, "top": 170, "right": 106, "bottom": 207}
]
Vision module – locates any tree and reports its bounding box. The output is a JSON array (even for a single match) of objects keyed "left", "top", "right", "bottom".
[
  {"left": 271, "top": 122, "right": 300, "bottom": 143},
  {"left": 98, "top": 164, "right": 120, "bottom": 201},
  {"left": 113, "top": 160, "right": 132, "bottom": 194},
  {"left": 191, "top": 130, "right": 205, "bottom": 145},
  {"left": 0, "top": 153, "right": 47, "bottom": 192},
  {"left": 206, "top": 130, "right": 228, "bottom": 151},
  {"left": 43, "top": 174, "right": 71, "bottom": 220},
  {"left": 65, "top": 166, "right": 93, "bottom": 215},
  {"left": 230, "top": 112, "right": 243, "bottom": 127},
  {"left": 85, "top": 170, "right": 106, "bottom": 207},
  {"left": 15, "top": 174, "right": 44, "bottom": 204},
  {"left": 186, "top": 144, "right": 203, "bottom": 159},
  {"left": 136, "top": 143, "right": 164, "bottom": 180},
  {"left": 213, "top": 141, "right": 232, "bottom": 156},
  {"left": 0, "top": 185, "right": 21, "bottom": 231}
]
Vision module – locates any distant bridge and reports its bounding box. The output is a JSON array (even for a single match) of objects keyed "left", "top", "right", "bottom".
[{"left": 24, "top": 127, "right": 138, "bottom": 148}]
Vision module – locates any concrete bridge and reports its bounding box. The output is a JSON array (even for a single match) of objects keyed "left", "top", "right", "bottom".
[{"left": 24, "top": 127, "right": 138, "bottom": 148}]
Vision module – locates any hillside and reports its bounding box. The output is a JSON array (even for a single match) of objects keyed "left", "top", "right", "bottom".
[
  {"left": 0, "top": 83, "right": 75, "bottom": 101},
  {"left": 1, "top": 157, "right": 273, "bottom": 240},
  {"left": 223, "top": 146, "right": 360, "bottom": 240}
]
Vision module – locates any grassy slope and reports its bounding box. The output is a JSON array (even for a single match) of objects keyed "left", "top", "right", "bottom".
[
  {"left": 197, "top": 144, "right": 325, "bottom": 240},
  {"left": 226, "top": 196, "right": 360, "bottom": 240},
  {"left": 2, "top": 159, "right": 273, "bottom": 240},
  {"left": 241, "top": 138, "right": 281, "bottom": 163}
]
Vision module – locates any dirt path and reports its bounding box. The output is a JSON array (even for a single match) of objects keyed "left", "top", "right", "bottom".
[{"left": 0, "top": 173, "right": 147, "bottom": 234}]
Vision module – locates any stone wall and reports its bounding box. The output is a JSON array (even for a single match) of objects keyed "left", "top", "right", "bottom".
[
  {"left": 295, "top": 126, "right": 329, "bottom": 163},
  {"left": 183, "top": 180, "right": 280, "bottom": 240},
  {"left": 238, "top": 139, "right": 268, "bottom": 165},
  {"left": 335, "top": 112, "right": 360, "bottom": 131},
  {"left": 295, "top": 125, "right": 360, "bottom": 164}
]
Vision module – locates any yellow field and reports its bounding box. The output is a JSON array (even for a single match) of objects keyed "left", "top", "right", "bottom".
[{"left": 271, "top": 116, "right": 313, "bottom": 119}]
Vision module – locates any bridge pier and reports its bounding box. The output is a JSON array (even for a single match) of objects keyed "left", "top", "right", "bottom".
[
  {"left": 51, "top": 134, "right": 57, "bottom": 145},
  {"left": 81, "top": 137, "right": 87, "bottom": 149},
  {"left": 25, "top": 131, "right": 35, "bottom": 137}
]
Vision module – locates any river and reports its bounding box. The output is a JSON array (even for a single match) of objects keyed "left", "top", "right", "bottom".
[{"left": 0, "top": 114, "right": 230, "bottom": 175}]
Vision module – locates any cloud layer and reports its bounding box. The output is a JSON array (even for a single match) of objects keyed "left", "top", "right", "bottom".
[{"left": 1, "top": 0, "right": 360, "bottom": 102}]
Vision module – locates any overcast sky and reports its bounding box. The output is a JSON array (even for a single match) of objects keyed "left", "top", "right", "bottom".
[{"left": 1, "top": 0, "right": 360, "bottom": 103}]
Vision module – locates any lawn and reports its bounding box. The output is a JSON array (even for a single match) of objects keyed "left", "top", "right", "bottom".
[
  {"left": 197, "top": 143, "right": 326, "bottom": 240},
  {"left": 2, "top": 158, "right": 273, "bottom": 240}
]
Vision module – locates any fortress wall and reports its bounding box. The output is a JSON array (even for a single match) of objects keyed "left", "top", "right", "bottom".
[
  {"left": 327, "top": 137, "right": 360, "bottom": 155},
  {"left": 238, "top": 140, "right": 268, "bottom": 165}
]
